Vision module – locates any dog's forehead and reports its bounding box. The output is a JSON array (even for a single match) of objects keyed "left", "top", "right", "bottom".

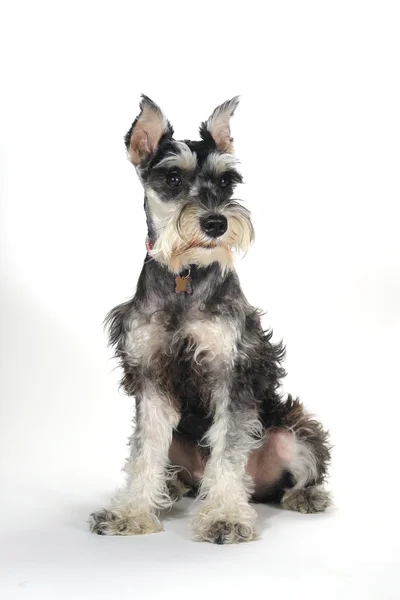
[
  {"left": 183, "top": 139, "right": 216, "bottom": 166},
  {"left": 150, "top": 138, "right": 238, "bottom": 175}
]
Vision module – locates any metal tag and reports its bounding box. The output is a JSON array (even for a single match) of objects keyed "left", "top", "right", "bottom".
[{"left": 175, "top": 275, "right": 193, "bottom": 295}]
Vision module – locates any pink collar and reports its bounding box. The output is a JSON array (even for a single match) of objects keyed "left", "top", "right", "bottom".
[{"left": 145, "top": 237, "right": 153, "bottom": 252}]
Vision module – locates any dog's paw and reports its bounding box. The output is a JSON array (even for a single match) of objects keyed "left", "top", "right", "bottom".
[
  {"left": 89, "top": 508, "right": 163, "bottom": 536},
  {"left": 281, "top": 485, "right": 332, "bottom": 514},
  {"left": 192, "top": 504, "right": 257, "bottom": 544},
  {"left": 197, "top": 520, "right": 255, "bottom": 544},
  {"left": 166, "top": 477, "right": 191, "bottom": 502}
]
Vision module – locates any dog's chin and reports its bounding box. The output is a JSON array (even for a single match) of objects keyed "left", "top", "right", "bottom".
[{"left": 167, "top": 243, "right": 234, "bottom": 274}]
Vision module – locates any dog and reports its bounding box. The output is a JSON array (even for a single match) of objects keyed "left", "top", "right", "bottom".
[{"left": 89, "top": 95, "right": 331, "bottom": 544}]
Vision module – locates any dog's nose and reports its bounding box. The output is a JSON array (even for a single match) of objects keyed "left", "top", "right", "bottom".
[{"left": 200, "top": 214, "right": 228, "bottom": 238}]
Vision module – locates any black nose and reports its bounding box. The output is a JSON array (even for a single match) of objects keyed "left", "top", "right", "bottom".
[{"left": 200, "top": 214, "right": 228, "bottom": 238}]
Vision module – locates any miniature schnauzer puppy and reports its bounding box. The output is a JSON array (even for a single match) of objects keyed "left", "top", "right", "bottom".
[{"left": 89, "top": 95, "right": 331, "bottom": 544}]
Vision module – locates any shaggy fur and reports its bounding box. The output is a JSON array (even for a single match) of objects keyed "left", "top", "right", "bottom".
[{"left": 89, "top": 96, "right": 332, "bottom": 543}]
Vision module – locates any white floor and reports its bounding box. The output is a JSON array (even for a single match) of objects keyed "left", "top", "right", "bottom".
[{"left": 1, "top": 475, "right": 398, "bottom": 600}]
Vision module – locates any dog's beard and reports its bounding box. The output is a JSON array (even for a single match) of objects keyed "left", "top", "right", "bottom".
[{"left": 150, "top": 201, "right": 254, "bottom": 274}]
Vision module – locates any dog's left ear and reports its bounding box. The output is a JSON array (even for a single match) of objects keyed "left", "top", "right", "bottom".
[
  {"left": 125, "top": 95, "right": 173, "bottom": 166},
  {"left": 200, "top": 96, "right": 240, "bottom": 154}
]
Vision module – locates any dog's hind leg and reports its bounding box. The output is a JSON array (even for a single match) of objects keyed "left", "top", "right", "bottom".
[
  {"left": 278, "top": 396, "right": 332, "bottom": 513},
  {"left": 251, "top": 396, "right": 332, "bottom": 513},
  {"left": 166, "top": 473, "right": 192, "bottom": 502}
]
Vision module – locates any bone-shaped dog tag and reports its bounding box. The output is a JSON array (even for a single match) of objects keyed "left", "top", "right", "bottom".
[{"left": 175, "top": 275, "right": 193, "bottom": 294}]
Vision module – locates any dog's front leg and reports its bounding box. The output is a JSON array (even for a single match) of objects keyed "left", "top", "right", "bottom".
[
  {"left": 192, "top": 382, "right": 260, "bottom": 544},
  {"left": 90, "top": 383, "right": 179, "bottom": 536}
]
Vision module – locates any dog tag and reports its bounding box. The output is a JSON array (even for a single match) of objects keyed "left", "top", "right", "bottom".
[{"left": 175, "top": 275, "right": 193, "bottom": 295}]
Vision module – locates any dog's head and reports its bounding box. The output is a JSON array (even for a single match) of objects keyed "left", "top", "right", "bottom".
[{"left": 125, "top": 95, "right": 254, "bottom": 274}]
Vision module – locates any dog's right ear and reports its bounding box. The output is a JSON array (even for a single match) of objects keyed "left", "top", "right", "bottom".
[{"left": 125, "top": 95, "right": 173, "bottom": 166}]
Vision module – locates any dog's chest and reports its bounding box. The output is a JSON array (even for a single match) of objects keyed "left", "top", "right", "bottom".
[{"left": 125, "top": 301, "right": 239, "bottom": 368}]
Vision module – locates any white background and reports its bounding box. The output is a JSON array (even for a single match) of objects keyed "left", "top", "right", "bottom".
[{"left": 1, "top": 1, "right": 399, "bottom": 598}]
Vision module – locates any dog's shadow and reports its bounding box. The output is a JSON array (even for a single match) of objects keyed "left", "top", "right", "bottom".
[{"left": 253, "top": 502, "right": 282, "bottom": 534}]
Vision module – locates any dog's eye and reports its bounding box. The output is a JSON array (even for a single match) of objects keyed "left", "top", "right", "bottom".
[
  {"left": 166, "top": 172, "right": 182, "bottom": 187},
  {"left": 220, "top": 174, "right": 230, "bottom": 188}
]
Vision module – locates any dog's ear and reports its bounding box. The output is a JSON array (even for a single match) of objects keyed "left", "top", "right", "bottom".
[
  {"left": 199, "top": 96, "right": 240, "bottom": 154},
  {"left": 125, "top": 95, "right": 173, "bottom": 166}
]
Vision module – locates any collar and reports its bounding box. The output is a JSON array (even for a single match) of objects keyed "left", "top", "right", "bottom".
[
  {"left": 146, "top": 237, "right": 193, "bottom": 295},
  {"left": 145, "top": 237, "right": 154, "bottom": 253}
]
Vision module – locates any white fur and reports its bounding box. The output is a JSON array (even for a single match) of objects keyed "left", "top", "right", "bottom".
[
  {"left": 288, "top": 438, "right": 319, "bottom": 490},
  {"left": 192, "top": 382, "right": 261, "bottom": 542},
  {"left": 183, "top": 317, "right": 239, "bottom": 366},
  {"left": 148, "top": 194, "right": 254, "bottom": 274},
  {"left": 204, "top": 152, "right": 240, "bottom": 175},
  {"left": 125, "top": 322, "right": 167, "bottom": 368},
  {"left": 270, "top": 430, "right": 319, "bottom": 490},
  {"left": 156, "top": 141, "right": 197, "bottom": 171},
  {"left": 108, "top": 383, "right": 180, "bottom": 530},
  {"left": 146, "top": 188, "right": 177, "bottom": 231}
]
